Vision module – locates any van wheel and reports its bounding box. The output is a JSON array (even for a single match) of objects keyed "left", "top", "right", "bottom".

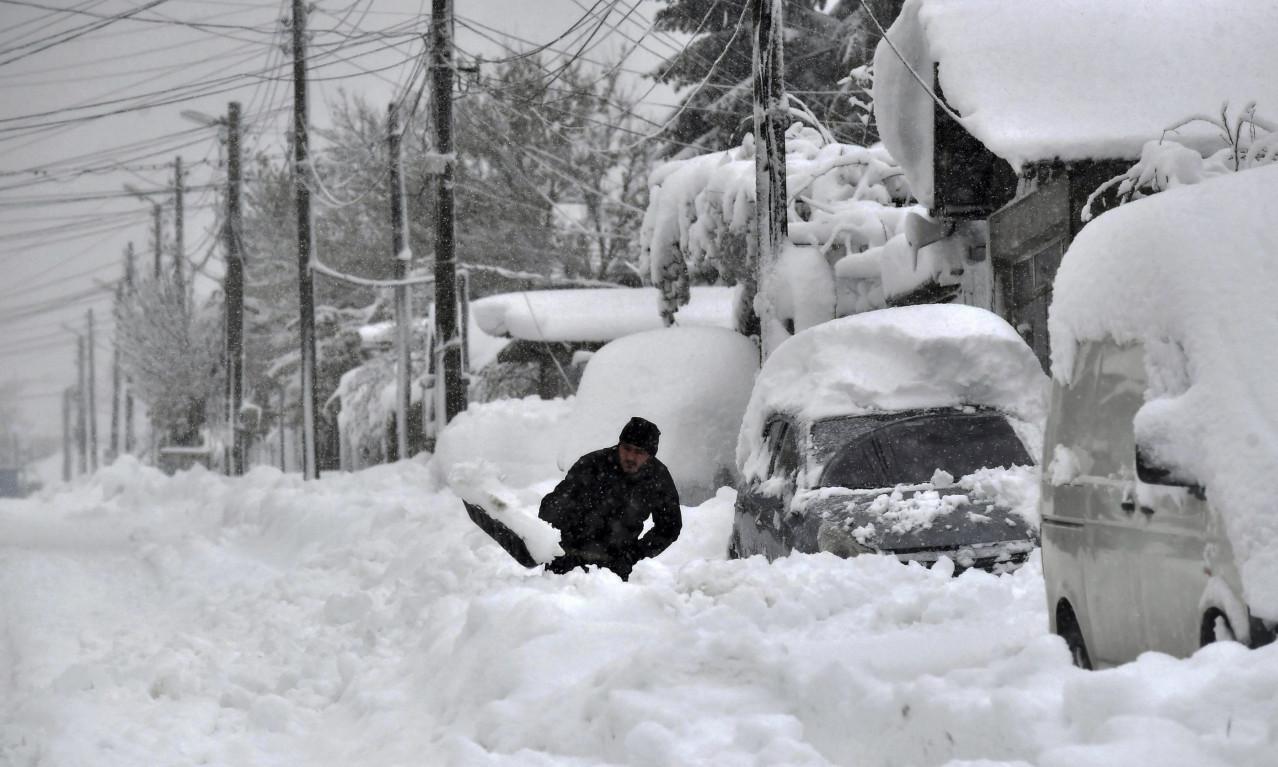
[
  {"left": 1201, "top": 609, "right": 1237, "bottom": 646},
  {"left": 1056, "top": 601, "right": 1093, "bottom": 670}
]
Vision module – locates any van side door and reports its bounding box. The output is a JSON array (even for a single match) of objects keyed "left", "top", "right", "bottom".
[{"left": 1077, "top": 339, "right": 1151, "bottom": 666}]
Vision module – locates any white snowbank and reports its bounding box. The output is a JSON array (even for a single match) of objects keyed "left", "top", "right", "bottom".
[
  {"left": 739, "top": 304, "right": 1049, "bottom": 479},
  {"left": 556, "top": 326, "right": 759, "bottom": 505},
  {"left": 470, "top": 286, "right": 736, "bottom": 343},
  {"left": 1050, "top": 162, "right": 1278, "bottom": 618},
  {"left": 874, "top": 0, "right": 1278, "bottom": 199},
  {"left": 3, "top": 401, "right": 1278, "bottom": 765}
]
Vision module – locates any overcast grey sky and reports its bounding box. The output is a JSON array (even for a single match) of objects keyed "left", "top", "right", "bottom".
[{"left": 0, "top": 0, "right": 681, "bottom": 441}]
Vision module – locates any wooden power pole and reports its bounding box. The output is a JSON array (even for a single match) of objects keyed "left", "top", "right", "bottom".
[
  {"left": 152, "top": 202, "right": 163, "bottom": 280},
  {"left": 225, "top": 102, "right": 246, "bottom": 476},
  {"left": 62, "top": 387, "right": 72, "bottom": 481},
  {"left": 431, "top": 0, "right": 466, "bottom": 425},
  {"left": 174, "top": 155, "right": 185, "bottom": 311},
  {"left": 75, "top": 336, "right": 87, "bottom": 475},
  {"left": 388, "top": 102, "right": 412, "bottom": 461},
  {"left": 751, "top": 0, "right": 789, "bottom": 356},
  {"left": 292, "top": 0, "right": 320, "bottom": 479},
  {"left": 124, "top": 242, "right": 135, "bottom": 454},
  {"left": 86, "top": 309, "right": 98, "bottom": 472}
]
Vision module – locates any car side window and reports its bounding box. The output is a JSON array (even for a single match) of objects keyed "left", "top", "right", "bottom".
[
  {"left": 774, "top": 423, "right": 801, "bottom": 480},
  {"left": 762, "top": 420, "right": 788, "bottom": 478}
]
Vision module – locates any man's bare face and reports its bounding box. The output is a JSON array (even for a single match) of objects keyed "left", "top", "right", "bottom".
[{"left": 618, "top": 443, "right": 650, "bottom": 474}]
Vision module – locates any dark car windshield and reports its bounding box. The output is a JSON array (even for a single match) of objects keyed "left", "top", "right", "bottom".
[{"left": 819, "top": 411, "right": 1032, "bottom": 490}]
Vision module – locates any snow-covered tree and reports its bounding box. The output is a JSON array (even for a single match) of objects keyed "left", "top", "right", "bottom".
[
  {"left": 115, "top": 276, "right": 223, "bottom": 448},
  {"left": 1085, "top": 103, "right": 1278, "bottom": 220},
  {"left": 650, "top": 0, "right": 904, "bottom": 156},
  {"left": 641, "top": 124, "right": 914, "bottom": 347}
]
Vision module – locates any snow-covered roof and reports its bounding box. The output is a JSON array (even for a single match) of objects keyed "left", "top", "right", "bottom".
[
  {"left": 469, "top": 286, "right": 736, "bottom": 343},
  {"left": 738, "top": 304, "right": 1049, "bottom": 477},
  {"left": 875, "top": 0, "right": 1278, "bottom": 196},
  {"left": 1049, "top": 163, "right": 1278, "bottom": 619}
]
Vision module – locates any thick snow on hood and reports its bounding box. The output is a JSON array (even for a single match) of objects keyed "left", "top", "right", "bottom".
[
  {"left": 874, "top": 0, "right": 1278, "bottom": 197},
  {"left": 1050, "top": 163, "right": 1278, "bottom": 619},
  {"left": 556, "top": 326, "right": 758, "bottom": 505},
  {"left": 739, "top": 304, "right": 1049, "bottom": 476},
  {"left": 470, "top": 287, "right": 735, "bottom": 343}
]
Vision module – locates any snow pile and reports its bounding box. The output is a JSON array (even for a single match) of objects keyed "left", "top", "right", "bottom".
[
  {"left": 739, "top": 304, "right": 1049, "bottom": 480},
  {"left": 431, "top": 395, "right": 572, "bottom": 489},
  {"left": 4, "top": 399, "right": 1278, "bottom": 764},
  {"left": 640, "top": 125, "right": 915, "bottom": 332},
  {"left": 1050, "top": 162, "right": 1278, "bottom": 619},
  {"left": 874, "top": 0, "right": 1278, "bottom": 200},
  {"left": 470, "top": 286, "right": 736, "bottom": 343},
  {"left": 556, "top": 326, "right": 759, "bottom": 504}
]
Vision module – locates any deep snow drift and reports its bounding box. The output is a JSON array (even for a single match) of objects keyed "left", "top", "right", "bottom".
[{"left": 3, "top": 397, "right": 1277, "bottom": 766}]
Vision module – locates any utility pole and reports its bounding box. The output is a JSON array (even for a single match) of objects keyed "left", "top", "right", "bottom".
[
  {"left": 75, "top": 336, "right": 86, "bottom": 475},
  {"left": 431, "top": 0, "right": 466, "bottom": 424},
  {"left": 225, "top": 102, "right": 246, "bottom": 476},
  {"left": 62, "top": 387, "right": 72, "bottom": 482},
  {"left": 110, "top": 282, "right": 122, "bottom": 463},
  {"left": 86, "top": 309, "right": 98, "bottom": 472},
  {"left": 388, "top": 102, "right": 412, "bottom": 461},
  {"left": 152, "top": 202, "right": 163, "bottom": 280},
  {"left": 174, "top": 156, "right": 185, "bottom": 310},
  {"left": 750, "top": 0, "right": 789, "bottom": 356},
  {"left": 292, "top": 0, "right": 320, "bottom": 479},
  {"left": 124, "top": 243, "right": 135, "bottom": 454}
]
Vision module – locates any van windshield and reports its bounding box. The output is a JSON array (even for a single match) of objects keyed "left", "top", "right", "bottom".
[{"left": 819, "top": 411, "right": 1032, "bottom": 490}]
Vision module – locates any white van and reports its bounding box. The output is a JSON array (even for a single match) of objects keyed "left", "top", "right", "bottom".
[
  {"left": 1041, "top": 337, "right": 1275, "bottom": 668},
  {"left": 1041, "top": 165, "right": 1278, "bottom": 668}
]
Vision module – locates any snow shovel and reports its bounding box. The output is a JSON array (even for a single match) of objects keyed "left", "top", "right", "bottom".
[{"left": 462, "top": 500, "right": 539, "bottom": 568}]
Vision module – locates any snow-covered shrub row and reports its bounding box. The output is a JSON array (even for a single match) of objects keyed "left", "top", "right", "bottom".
[{"left": 639, "top": 124, "right": 915, "bottom": 339}]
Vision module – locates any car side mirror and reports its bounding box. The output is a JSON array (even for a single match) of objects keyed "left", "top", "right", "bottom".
[{"left": 1135, "top": 446, "right": 1205, "bottom": 499}]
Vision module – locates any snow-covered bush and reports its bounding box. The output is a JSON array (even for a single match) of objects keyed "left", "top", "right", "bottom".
[
  {"left": 640, "top": 124, "right": 915, "bottom": 342},
  {"left": 1084, "top": 103, "right": 1278, "bottom": 221}
]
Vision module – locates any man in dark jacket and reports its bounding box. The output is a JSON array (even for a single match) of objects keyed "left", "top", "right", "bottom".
[{"left": 538, "top": 416, "right": 682, "bottom": 580}]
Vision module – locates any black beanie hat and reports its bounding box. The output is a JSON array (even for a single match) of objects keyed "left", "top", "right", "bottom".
[{"left": 619, "top": 416, "right": 660, "bottom": 456}]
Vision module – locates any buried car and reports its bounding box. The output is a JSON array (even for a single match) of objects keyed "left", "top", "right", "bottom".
[{"left": 729, "top": 304, "right": 1049, "bottom": 573}]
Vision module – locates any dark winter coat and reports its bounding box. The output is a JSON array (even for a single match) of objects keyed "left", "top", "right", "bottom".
[{"left": 538, "top": 445, "right": 682, "bottom": 579}]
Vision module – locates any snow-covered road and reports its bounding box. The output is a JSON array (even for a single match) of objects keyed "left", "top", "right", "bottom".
[{"left": 3, "top": 406, "right": 1277, "bottom": 766}]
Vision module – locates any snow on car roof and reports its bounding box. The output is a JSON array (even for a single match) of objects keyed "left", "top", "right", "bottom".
[
  {"left": 737, "top": 304, "right": 1048, "bottom": 479},
  {"left": 1049, "top": 163, "right": 1278, "bottom": 619},
  {"left": 469, "top": 286, "right": 736, "bottom": 343},
  {"left": 875, "top": 0, "right": 1278, "bottom": 201}
]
